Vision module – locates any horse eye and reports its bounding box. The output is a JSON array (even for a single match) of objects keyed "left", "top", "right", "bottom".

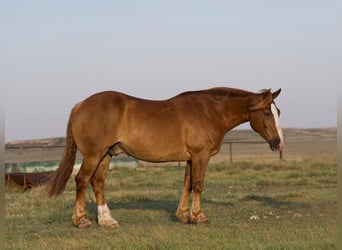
[{"left": 263, "top": 110, "right": 271, "bottom": 116}]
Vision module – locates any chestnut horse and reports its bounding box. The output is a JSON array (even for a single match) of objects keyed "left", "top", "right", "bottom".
[{"left": 47, "top": 87, "right": 283, "bottom": 228}]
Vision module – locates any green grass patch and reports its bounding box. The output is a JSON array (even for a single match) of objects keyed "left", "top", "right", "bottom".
[{"left": 5, "top": 160, "right": 336, "bottom": 249}]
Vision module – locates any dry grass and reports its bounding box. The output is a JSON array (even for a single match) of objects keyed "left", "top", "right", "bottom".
[
  {"left": 5, "top": 159, "right": 336, "bottom": 249},
  {"left": 5, "top": 128, "right": 337, "bottom": 249}
]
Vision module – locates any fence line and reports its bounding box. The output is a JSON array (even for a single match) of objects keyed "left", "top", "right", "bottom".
[
  {"left": 5, "top": 145, "right": 65, "bottom": 149},
  {"left": 222, "top": 140, "right": 283, "bottom": 162},
  {"left": 6, "top": 140, "right": 283, "bottom": 166}
]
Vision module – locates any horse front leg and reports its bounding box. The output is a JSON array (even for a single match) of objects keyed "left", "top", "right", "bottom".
[
  {"left": 90, "top": 154, "right": 119, "bottom": 228},
  {"left": 189, "top": 154, "right": 210, "bottom": 224},
  {"left": 176, "top": 160, "right": 192, "bottom": 223}
]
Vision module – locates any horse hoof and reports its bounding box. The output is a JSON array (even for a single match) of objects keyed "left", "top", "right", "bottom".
[
  {"left": 190, "top": 212, "right": 210, "bottom": 224},
  {"left": 196, "top": 213, "right": 210, "bottom": 224},
  {"left": 99, "top": 221, "right": 120, "bottom": 228},
  {"left": 109, "top": 222, "right": 120, "bottom": 228},
  {"left": 176, "top": 210, "right": 190, "bottom": 224},
  {"left": 98, "top": 218, "right": 120, "bottom": 228},
  {"left": 75, "top": 219, "right": 92, "bottom": 229}
]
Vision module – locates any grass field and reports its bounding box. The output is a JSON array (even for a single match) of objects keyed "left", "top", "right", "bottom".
[
  {"left": 5, "top": 159, "right": 336, "bottom": 249},
  {"left": 5, "top": 128, "right": 337, "bottom": 249}
]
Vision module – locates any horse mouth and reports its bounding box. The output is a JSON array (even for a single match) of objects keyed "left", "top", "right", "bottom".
[{"left": 268, "top": 137, "right": 283, "bottom": 151}]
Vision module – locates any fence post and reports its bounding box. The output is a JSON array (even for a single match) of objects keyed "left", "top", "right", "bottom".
[{"left": 229, "top": 142, "right": 233, "bottom": 163}]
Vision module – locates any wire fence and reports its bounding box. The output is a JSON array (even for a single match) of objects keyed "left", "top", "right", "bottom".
[
  {"left": 223, "top": 140, "right": 283, "bottom": 162},
  {"left": 5, "top": 140, "right": 283, "bottom": 170}
]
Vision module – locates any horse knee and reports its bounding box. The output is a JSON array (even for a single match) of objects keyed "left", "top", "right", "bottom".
[
  {"left": 193, "top": 181, "right": 203, "bottom": 193},
  {"left": 75, "top": 173, "right": 90, "bottom": 190},
  {"left": 90, "top": 178, "right": 104, "bottom": 193}
]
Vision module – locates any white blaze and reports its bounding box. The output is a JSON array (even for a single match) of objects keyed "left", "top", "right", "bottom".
[{"left": 271, "top": 103, "right": 284, "bottom": 150}]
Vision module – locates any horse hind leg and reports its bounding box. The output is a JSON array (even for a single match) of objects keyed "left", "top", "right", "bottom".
[
  {"left": 72, "top": 156, "right": 101, "bottom": 228},
  {"left": 90, "top": 153, "right": 119, "bottom": 228}
]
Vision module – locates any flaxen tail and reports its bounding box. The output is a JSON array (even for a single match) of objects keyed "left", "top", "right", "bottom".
[{"left": 46, "top": 109, "right": 78, "bottom": 197}]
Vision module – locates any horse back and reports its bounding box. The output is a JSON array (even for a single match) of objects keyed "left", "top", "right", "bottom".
[{"left": 71, "top": 90, "right": 225, "bottom": 161}]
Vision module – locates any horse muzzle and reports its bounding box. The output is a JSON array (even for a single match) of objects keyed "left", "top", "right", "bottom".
[{"left": 268, "top": 137, "right": 284, "bottom": 151}]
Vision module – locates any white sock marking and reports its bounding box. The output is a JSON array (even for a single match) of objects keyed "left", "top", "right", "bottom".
[
  {"left": 271, "top": 103, "right": 284, "bottom": 149},
  {"left": 98, "top": 204, "right": 119, "bottom": 226}
]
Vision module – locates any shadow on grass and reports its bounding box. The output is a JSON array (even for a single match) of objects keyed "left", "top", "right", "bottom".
[
  {"left": 107, "top": 199, "right": 178, "bottom": 221},
  {"left": 102, "top": 199, "right": 235, "bottom": 222},
  {"left": 241, "top": 194, "right": 310, "bottom": 209},
  {"left": 85, "top": 195, "right": 308, "bottom": 223}
]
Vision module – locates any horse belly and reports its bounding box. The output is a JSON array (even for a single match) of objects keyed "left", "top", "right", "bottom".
[{"left": 117, "top": 138, "right": 190, "bottom": 163}]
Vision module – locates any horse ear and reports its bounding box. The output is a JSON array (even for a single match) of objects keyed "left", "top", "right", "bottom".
[
  {"left": 249, "top": 91, "right": 273, "bottom": 111},
  {"left": 272, "top": 88, "right": 281, "bottom": 100}
]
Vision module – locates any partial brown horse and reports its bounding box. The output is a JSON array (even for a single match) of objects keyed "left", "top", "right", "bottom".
[{"left": 47, "top": 87, "right": 283, "bottom": 228}]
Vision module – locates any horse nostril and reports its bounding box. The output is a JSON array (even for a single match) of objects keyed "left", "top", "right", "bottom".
[{"left": 268, "top": 137, "right": 281, "bottom": 151}]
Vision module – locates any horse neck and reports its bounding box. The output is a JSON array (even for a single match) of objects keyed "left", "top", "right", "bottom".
[{"left": 221, "top": 97, "right": 250, "bottom": 132}]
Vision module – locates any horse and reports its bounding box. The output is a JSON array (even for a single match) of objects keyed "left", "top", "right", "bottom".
[{"left": 47, "top": 87, "right": 283, "bottom": 228}]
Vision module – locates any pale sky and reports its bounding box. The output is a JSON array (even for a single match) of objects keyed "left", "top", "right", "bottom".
[{"left": 2, "top": 1, "right": 340, "bottom": 142}]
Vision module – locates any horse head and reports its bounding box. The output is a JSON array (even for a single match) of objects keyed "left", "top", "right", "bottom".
[{"left": 248, "top": 89, "right": 284, "bottom": 151}]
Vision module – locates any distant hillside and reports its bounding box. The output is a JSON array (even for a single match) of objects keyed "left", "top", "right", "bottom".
[
  {"left": 5, "top": 128, "right": 336, "bottom": 164},
  {"left": 6, "top": 137, "right": 65, "bottom": 148},
  {"left": 225, "top": 127, "right": 336, "bottom": 142},
  {"left": 6, "top": 128, "right": 336, "bottom": 148}
]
